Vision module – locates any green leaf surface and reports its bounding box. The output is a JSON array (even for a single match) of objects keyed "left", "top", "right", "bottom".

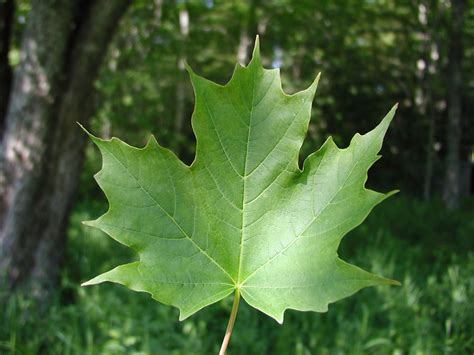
[{"left": 83, "top": 38, "right": 399, "bottom": 323}]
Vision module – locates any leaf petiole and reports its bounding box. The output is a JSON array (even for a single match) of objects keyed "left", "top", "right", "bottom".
[{"left": 219, "top": 287, "right": 241, "bottom": 355}]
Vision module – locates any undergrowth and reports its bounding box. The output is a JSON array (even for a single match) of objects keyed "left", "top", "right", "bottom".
[{"left": 1, "top": 197, "right": 473, "bottom": 354}]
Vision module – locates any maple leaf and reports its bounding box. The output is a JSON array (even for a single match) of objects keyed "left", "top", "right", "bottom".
[{"left": 82, "top": 38, "right": 399, "bottom": 325}]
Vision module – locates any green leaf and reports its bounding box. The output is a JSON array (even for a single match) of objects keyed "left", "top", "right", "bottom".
[{"left": 82, "top": 38, "right": 399, "bottom": 323}]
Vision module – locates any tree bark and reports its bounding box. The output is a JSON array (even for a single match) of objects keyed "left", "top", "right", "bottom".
[
  {"left": 443, "top": 0, "right": 465, "bottom": 209},
  {"left": 173, "top": 4, "right": 189, "bottom": 155},
  {"left": 0, "top": 0, "right": 131, "bottom": 300},
  {"left": 0, "top": 0, "right": 14, "bottom": 135}
]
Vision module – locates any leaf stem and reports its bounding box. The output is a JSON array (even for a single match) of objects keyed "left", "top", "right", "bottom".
[{"left": 219, "top": 288, "right": 240, "bottom": 355}]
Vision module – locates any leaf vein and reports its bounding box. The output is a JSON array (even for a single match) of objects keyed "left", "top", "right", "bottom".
[{"left": 102, "top": 143, "right": 236, "bottom": 283}]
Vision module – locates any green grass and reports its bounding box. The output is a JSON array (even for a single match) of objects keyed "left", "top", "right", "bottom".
[{"left": 1, "top": 197, "right": 473, "bottom": 354}]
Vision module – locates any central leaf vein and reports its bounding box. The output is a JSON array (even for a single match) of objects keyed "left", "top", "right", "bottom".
[{"left": 236, "top": 66, "right": 257, "bottom": 285}]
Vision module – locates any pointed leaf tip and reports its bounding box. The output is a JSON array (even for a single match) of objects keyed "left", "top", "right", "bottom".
[
  {"left": 388, "top": 189, "right": 400, "bottom": 197},
  {"left": 377, "top": 104, "right": 398, "bottom": 132},
  {"left": 178, "top": 311, "right": 187, "bottom": 322},
  {"left": 249, "top": 35, "right": 261, "bottom": 66},
  {"left": 81, "top": 273, "right": 107, "bottom": 287},
  {"left": 77, "top": 122, "right": 91, "bottom": 136},
  {"left": 308, "top": 72, "right": 321, "bottom": 93},
  {"left": 391, "top": 279, "right": 402, "bottom": 286},
  {"left": 77, "top": 122, "right": 105, "bottom": 146},
  {"left": 184, "top": 61, "right": 194, "bottom": 76},
  {"left": 82, "top": 220, "right": 97, "bottom": 227},
  {"left": 389, "top": 103, "right": 398, "bottom": 116}
]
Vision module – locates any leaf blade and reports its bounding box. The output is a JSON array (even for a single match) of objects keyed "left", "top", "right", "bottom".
[{"left": 83, "top": 40, "right": 399, "bottom": 322}]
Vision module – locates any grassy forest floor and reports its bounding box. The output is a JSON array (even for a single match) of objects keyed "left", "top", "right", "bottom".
[{"left": 1, "top": 196, "right": 473, "bottom": 354}]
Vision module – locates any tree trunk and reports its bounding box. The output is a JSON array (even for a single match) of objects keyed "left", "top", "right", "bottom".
[
  {"left": 0, "top": 0, "right": 131, "bottom": 301},
  {"left": 236, "top": 0, "right": 259, "bottom": 65},
  {"left": 418, "top": 1, "right": 439, "bottom": 200},
  {"left": 443, "top": 0, "right": 465, "bottom": 209},
  {"left": 0, "top": 0, "right": 14, "bottom": 135},
  {"left": 423, "top": 102, "right": 436, "bottom": 200},
  {"left": 173, "top": 4, "right": 189, "bottom": 155}
]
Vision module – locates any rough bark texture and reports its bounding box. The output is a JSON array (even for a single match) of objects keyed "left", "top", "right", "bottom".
[
  {"left": 0, "top": 0, "right": 131, "bottom": 300},
  {"left": 443, "top": 0, "right": 465, "bottom": 209},
  {"left": 0, "top": 0, "right": 14, "bottom": 135}
]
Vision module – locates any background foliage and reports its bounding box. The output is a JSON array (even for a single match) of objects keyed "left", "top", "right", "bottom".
[
  {"left": 1, "top": 0, "right": 473, "bottom": 354},
  {"left": 2, "top": 198, "right": 473, "bottom": 354}
]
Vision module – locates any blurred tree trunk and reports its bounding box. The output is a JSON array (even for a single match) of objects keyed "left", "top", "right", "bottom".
[
  {"left": 173, "top": 3, "right": 189, "bottom": 154},
  {"left": 0, "top": 0, "right": 131, "bottom": 301},
  {"left": 443, "top": 0, "right": 465, "bottom": 209},
  {"left": 237, "top": 0, "right": 260, "bottom": 65},
  {"left": 154, "top": 0, "right": 163, "bottom": 27},
  {"left": 423, "top": 88, "right": 436, "bottom": 200},
  {"left": 0, "top": 0, "right": 13, "bottom": 136},
  {"left": 418, "top": 1, "right": 438, "bottom": 200}
]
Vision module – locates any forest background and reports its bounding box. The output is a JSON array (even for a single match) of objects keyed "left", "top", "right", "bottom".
[{"left": 0, "top": 0, "right": 473, "bottom": 354}]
